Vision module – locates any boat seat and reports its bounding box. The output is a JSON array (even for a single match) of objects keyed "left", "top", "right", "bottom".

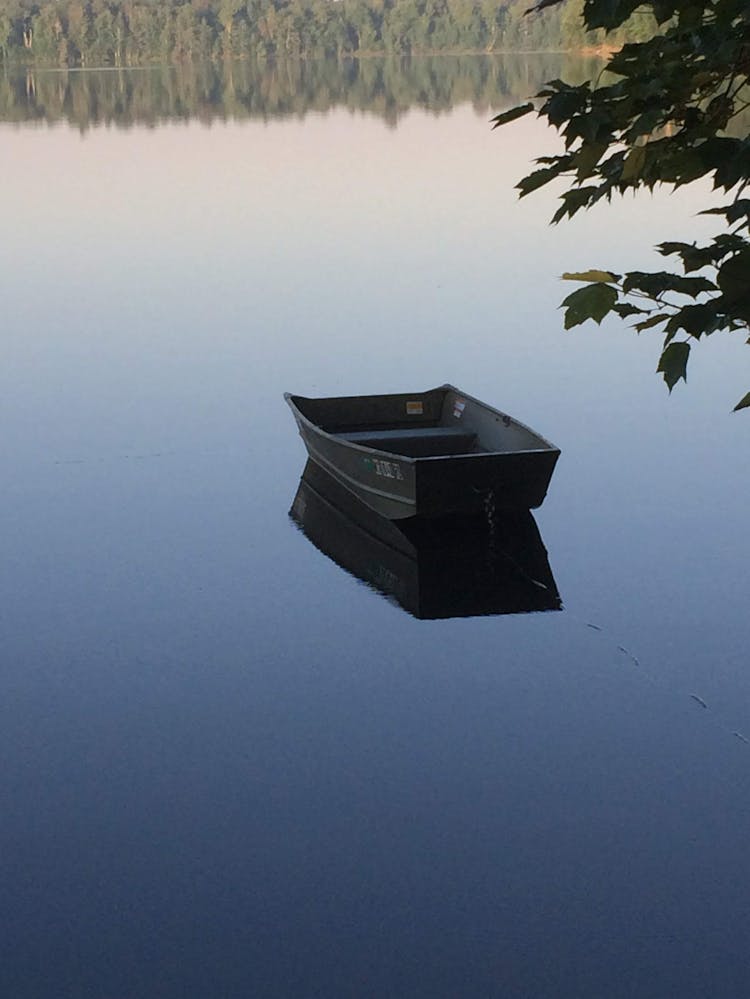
[{"left": 336, "top": 426, "right": 478, "bottom": 458}]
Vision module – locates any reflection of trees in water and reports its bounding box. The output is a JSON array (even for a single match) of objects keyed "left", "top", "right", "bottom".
[{"left": 0, "top": 55, "right": 603, "bottom": 129}]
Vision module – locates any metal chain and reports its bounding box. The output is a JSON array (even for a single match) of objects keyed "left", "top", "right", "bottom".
[{"left": 482, "top": 487, "right": 498, "bottom": 560}]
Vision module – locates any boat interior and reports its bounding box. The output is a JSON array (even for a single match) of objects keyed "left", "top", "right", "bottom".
[
  {"left": 335, "top": 425, "right": 478, "bottom": 458},
  {"left": 290, "top": 386, "right": 550, "bottom": 459}
]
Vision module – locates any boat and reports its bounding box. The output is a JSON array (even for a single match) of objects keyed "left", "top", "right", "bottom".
[
  {"left": 285, "top": 385, "right": 560, "bottom": 520},
  {"left": 290, "top": 459, "right": 561, "bottom": 619}
]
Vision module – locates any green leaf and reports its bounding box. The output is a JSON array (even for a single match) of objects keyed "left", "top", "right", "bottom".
[
  {"left": 561, "top": 283, "right": 618, "bottom": 328},
  {"left": 492, "top": 0, "right": 750, "bottom": 413},
  {"left": 626, "top": 108, "right": 663, "bottom": 140},
  {"left": 622, "top": 271, "right": 716, "bottom": 297},
  {"left": 564, "top": 110, "right": 613, "bottom": 146},
  {"left": 621, "top": 272, "right": 672, "bottom": 296},
  {"left": 712, "top": 141, "right": 750, "bottom": 192},
  {"left": 652, "top": 0, "right": 678, "bottom": 22},
  {"left": 562, "top": 270, "right": 620, "bottom": 283},
  {"left": 717, "top": 249, "right": 750, "bottom": 304},
  {"left": 713, "top": 234, "right": 747, "bottom": 255},
  {"left": 664, "top": 303, "right": 721, "bottom": 338},
  {"left": 516, "top": 165, "right": 563, "bottom": 197},
  {"left": 551, "top": 186, "right": 600, "bottom": 222},
  {"left": 666, "top": 276, "right": 715, "bottom": 296},
  {"left": 677, "top": 4, "right": 702, "bottom": 28},
  {"left": 634, "top": 314, "right": 669, "bottom": 332},
  {"left": 613, "top": 303, "right": 644, "bottom": 318},
  {"left": 527, "top": 0, "right": 564, "bottom": 14},
  {"left": 582, "top": 0, "right": 642, "bottom": 30},
  {"left": 656, "top": 147, "right": 706, "bottom": 187},
  {"left": 544, "top": 89, "right": 587, "bottom": 127},
  {"left": 491, "top": 103, "right": 534, "bottom": 129},
  {"left": 733, "top": 392, "right": 750, "bottom": 412},
  {"left": 657, "top": 341, "right": 690, "bottom": 391},
  {"left": 658, "top": 242, "right": 694, "bottom": 256},
  {"left": 700, "top": 200, "right": 750, "bottom": 227},
  {"left": 657, "top": 241, "right": 714, "bottom": 273},
  {"left": 574, "top": 142, "right": 608, "bottom": 181},
  {"left": 621, "top": 145, "right": 647, "bottom": 182}
]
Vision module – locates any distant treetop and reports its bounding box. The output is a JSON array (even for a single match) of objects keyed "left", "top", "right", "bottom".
[{"left": 0, "top": 0, "right": 649, "bottom": 66}]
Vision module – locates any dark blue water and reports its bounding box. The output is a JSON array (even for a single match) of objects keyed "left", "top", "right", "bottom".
[{"left": 2, "top": 61, "right": 749, "bottom": 997}]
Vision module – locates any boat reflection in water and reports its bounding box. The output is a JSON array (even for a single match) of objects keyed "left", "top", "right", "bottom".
[{"left": 290, "top": 460, "right": 561, "bottom": 620}]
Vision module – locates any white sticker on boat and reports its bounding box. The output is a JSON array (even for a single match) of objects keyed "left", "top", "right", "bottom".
[
  {"left": 406, "top": 401, "right": 423, "bottom": 415},
  {"left": 370, "top": 459, "right": 404, "bottom": 481},
  {"left": 363, "top": 456, "right": 404, "bottom": 481},
  {"left": 453, "top": 399, "right": 466, "bottom": 419}
]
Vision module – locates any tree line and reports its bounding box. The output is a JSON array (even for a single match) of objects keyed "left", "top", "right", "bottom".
[{"left": 0, "top": 0, "right": 655, "bottom": 66}]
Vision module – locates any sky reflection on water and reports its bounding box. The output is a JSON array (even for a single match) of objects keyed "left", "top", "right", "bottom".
[{"left": 1, "top": 60, "right": 749, "bottom": 998}]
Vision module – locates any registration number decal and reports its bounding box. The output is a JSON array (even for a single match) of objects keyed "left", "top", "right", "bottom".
[{"left": 364, "top": 457, "right": 404, "bottom": 481}]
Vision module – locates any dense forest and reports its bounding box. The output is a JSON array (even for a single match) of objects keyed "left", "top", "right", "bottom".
[{"left": 0, "top": 0, "right": 656, "bottom": 66}]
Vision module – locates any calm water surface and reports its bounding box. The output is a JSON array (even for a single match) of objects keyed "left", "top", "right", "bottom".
[{"left": 2, "top": 58, "right": 749, "bottom": 998}]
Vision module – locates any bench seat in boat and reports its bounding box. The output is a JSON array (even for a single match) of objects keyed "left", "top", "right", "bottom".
[{"left": 336, "top": 426, "right": 478, "bottom": 458}]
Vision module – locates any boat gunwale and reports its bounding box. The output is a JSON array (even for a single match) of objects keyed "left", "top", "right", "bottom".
[{"left": 284, "top": 384, "right": 560, "bottom": 462}]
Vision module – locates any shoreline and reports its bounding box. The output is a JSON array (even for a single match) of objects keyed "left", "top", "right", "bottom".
[{"left": 2, "top": 48, "right": 611, "bottom": 73}]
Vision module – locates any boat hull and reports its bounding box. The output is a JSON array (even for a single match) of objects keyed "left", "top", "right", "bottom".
[
  {"left": 286, "top": 385, "right": 559, "bottom": 520},
  {"left": 293, "top": 416, "right": 418, "bottom": 520},
  {"left": 415, "top": 448, "right": 560, "bottom": 517}
]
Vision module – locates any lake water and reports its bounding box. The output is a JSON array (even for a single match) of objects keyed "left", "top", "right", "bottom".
[{"left": 2, "top": 57, "right": 749, "bottom": 998}]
